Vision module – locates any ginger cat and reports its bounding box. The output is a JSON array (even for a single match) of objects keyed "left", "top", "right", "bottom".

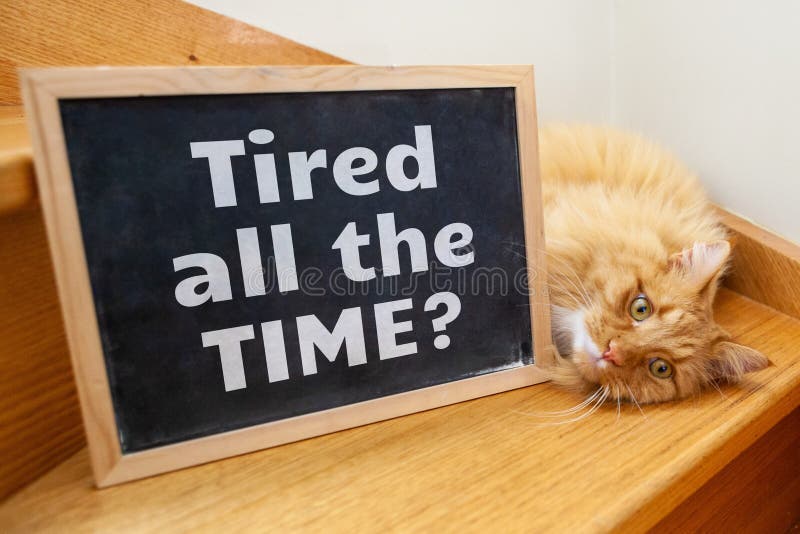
[{"left": 539, "top": 125, "right": 767, "bottom": 404}]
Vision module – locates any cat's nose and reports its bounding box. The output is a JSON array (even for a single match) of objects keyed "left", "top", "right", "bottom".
[{"left": 602, "top": 341, "right": 622, "bottom": 365}]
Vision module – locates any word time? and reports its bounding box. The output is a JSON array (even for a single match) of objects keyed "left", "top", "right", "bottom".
[{"left": 175, "top": 125, "right": 475, "bottom": 392}]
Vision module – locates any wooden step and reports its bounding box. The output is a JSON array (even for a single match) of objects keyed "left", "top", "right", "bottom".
[
  {"left": 1, "top": 289, "right": 798, "bottom": 531},
  {"left": 0, "top": 108, "right": 35, "bottom": 214},
  {"left": 2, "top": 74, "right": 799, "bottom": 534},
  {"left": 2, "top": 0, "right": 799, "bottom": 531},
  {"left": 0, "top": 0, "right": 348, "bottom": 500}
]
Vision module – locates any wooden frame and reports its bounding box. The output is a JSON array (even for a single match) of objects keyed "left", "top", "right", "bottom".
[{"left": 20, "top": 65, "right": 551, "bottom": 487}]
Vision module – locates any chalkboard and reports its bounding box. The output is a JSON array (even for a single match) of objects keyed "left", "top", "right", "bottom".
[{"left": 22, "top": 66, "right": 550, "bottom": 486}]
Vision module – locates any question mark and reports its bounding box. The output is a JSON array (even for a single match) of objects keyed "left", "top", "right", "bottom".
[{"left": 424, "top": 292, "right": 462, "bottom": 350}]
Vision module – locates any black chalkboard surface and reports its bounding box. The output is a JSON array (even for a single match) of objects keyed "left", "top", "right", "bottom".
[{"left": 23, "top": 66, "right": 549, "bottom": 486}]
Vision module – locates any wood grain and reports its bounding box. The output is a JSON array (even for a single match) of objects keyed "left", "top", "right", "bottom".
[
  {"left": 717, "top": 206, "right": 800, "bottom": 321},
  {"left": 2, "top": 2, "right": 799, "bottom": 523},
  {"left": 0, "top": 0, "right": 346, "bottom": 106},
  {"left": 0, "top": 289, "right": 798, "bottom": 531},
  {"left": 0, "top": 207, "right": 82, "bottom": 501},
  {"left": 515, "top": 67, "right": 554, "bottom": 367},
  {"left": 0, "top": 0, "right": 347, "bottom": 499},
  {"left": 653, "top": 406, "right": 800, "bottom": 533},
  {"left": 20, "top": 64, "right": 541, "bottom": 98},
  {"left": 0, "top": 110, "right": 34, "bottom": 215},
  {"left": 20, "top": 65, "right": 550, "bottom": 487}
]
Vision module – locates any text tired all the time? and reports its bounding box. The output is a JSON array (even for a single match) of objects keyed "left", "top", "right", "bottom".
[{"left": 173, "top": 125, "right": 476, "bottom": 391}]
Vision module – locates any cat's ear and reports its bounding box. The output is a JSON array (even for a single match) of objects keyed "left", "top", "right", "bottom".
[
  {"left": 708, "top": 341, "right": 768, "bottom": 382},
  {"left": 668, "top": 240, "right": 731, "bottom": 289}
]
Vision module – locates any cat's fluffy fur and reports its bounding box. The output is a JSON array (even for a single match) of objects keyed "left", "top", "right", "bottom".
[{"left": 539, "top": 124, "right": 767, "bottom": 404}]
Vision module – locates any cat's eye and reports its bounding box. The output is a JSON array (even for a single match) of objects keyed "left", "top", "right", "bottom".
[
  {"left": 649, "top": 358, "right": 673, "bottom": 379},
  {"left": 630, "top": 295, "right": 652, "bottom": 321}
]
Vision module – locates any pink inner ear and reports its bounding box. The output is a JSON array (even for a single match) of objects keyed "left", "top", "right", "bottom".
[
  {"left": 670, "top": 240, "right": 731, "bottom": 286},
  {"left": 711, "top": 341, "right": 769, "bottom": 382}
]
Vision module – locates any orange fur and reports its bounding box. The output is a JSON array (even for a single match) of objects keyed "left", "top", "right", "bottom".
[{"left": 539, "top": 124, "right": 767, "bottom": 404}]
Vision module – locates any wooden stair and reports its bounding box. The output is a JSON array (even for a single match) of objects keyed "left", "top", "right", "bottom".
[
  {"left": 1, "top": 1, "right": 798, "bottom": 532},
  {"left": 0, "top": 289, "right": 798, "bottom": 532}
]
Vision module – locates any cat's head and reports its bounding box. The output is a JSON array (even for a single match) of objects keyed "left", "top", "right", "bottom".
[{"left": 550, "top": 240, "right": 768, "bottom": 404}]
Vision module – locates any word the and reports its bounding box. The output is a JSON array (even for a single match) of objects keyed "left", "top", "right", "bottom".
[{"left": 172, "top": 213, "right": 474, "bottom": 306}]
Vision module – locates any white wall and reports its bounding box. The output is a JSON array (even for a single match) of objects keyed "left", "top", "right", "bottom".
[
  {"left": 188, "top": 0, "right": 614, "bottom": 124},
  {"left": 189, "top": 0, "right": 799, "bottom": 243},
  {"left": 614, "top": 0, "right": 800, "bottom": 243}
]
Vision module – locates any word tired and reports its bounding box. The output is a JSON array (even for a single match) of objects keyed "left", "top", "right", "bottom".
[{"left": 190, "top": 125, "right": 437, "bottom": 208}]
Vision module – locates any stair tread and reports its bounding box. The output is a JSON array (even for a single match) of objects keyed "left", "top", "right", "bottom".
[{"left": 1, "top": 288, "right": 798, "bottom": 531}]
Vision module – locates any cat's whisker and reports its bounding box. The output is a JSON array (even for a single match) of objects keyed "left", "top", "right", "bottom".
[
  {"left": 552, "top": 268, "right": 593, "bottom": 310},
  {"left": 512, "top": 386, "right": 604, "bottom": 417},
  {"left": 503, "top": 248, "right": 593, "bottom": 315},
  {"left": 545, "top": 267, "right": 592, "bottom": 309},
  {"left": 707, "top": 378, "right": 730, "bottom": 401},
  {"left": 501, "top": 239, "right": 525, "bottom": 249},
  {"left": 545, "top": 263, "right": 594, "bottom": 309},
  {"left": 502, "top": 241, "right": 595, "bottom": 309},
  {"left": 547, "top": 270, "right": 587, "bottom": 295},
  {"left": 539, "top": 386, "right": 610, "bottom": 426},
  {"left": 539, "top": 249, "right": 594, "bottom": 308},
  {"left": 615, "top": 386, "right": 621, "bottom": 423},
  {"left": 502, "top": 241, "right": 593, "bottom": 309},
  {"left": 503, "top": 245, "right": 526, "bottom": 260},
  {"left": 624, "top": 383, "right": 647, "bottom": 419},
  {"left": 546, "top": 281, "right": 587, "bottom": 310},
  {"left": 536, "top": 273, "right": 587, "bottom": 310}
]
